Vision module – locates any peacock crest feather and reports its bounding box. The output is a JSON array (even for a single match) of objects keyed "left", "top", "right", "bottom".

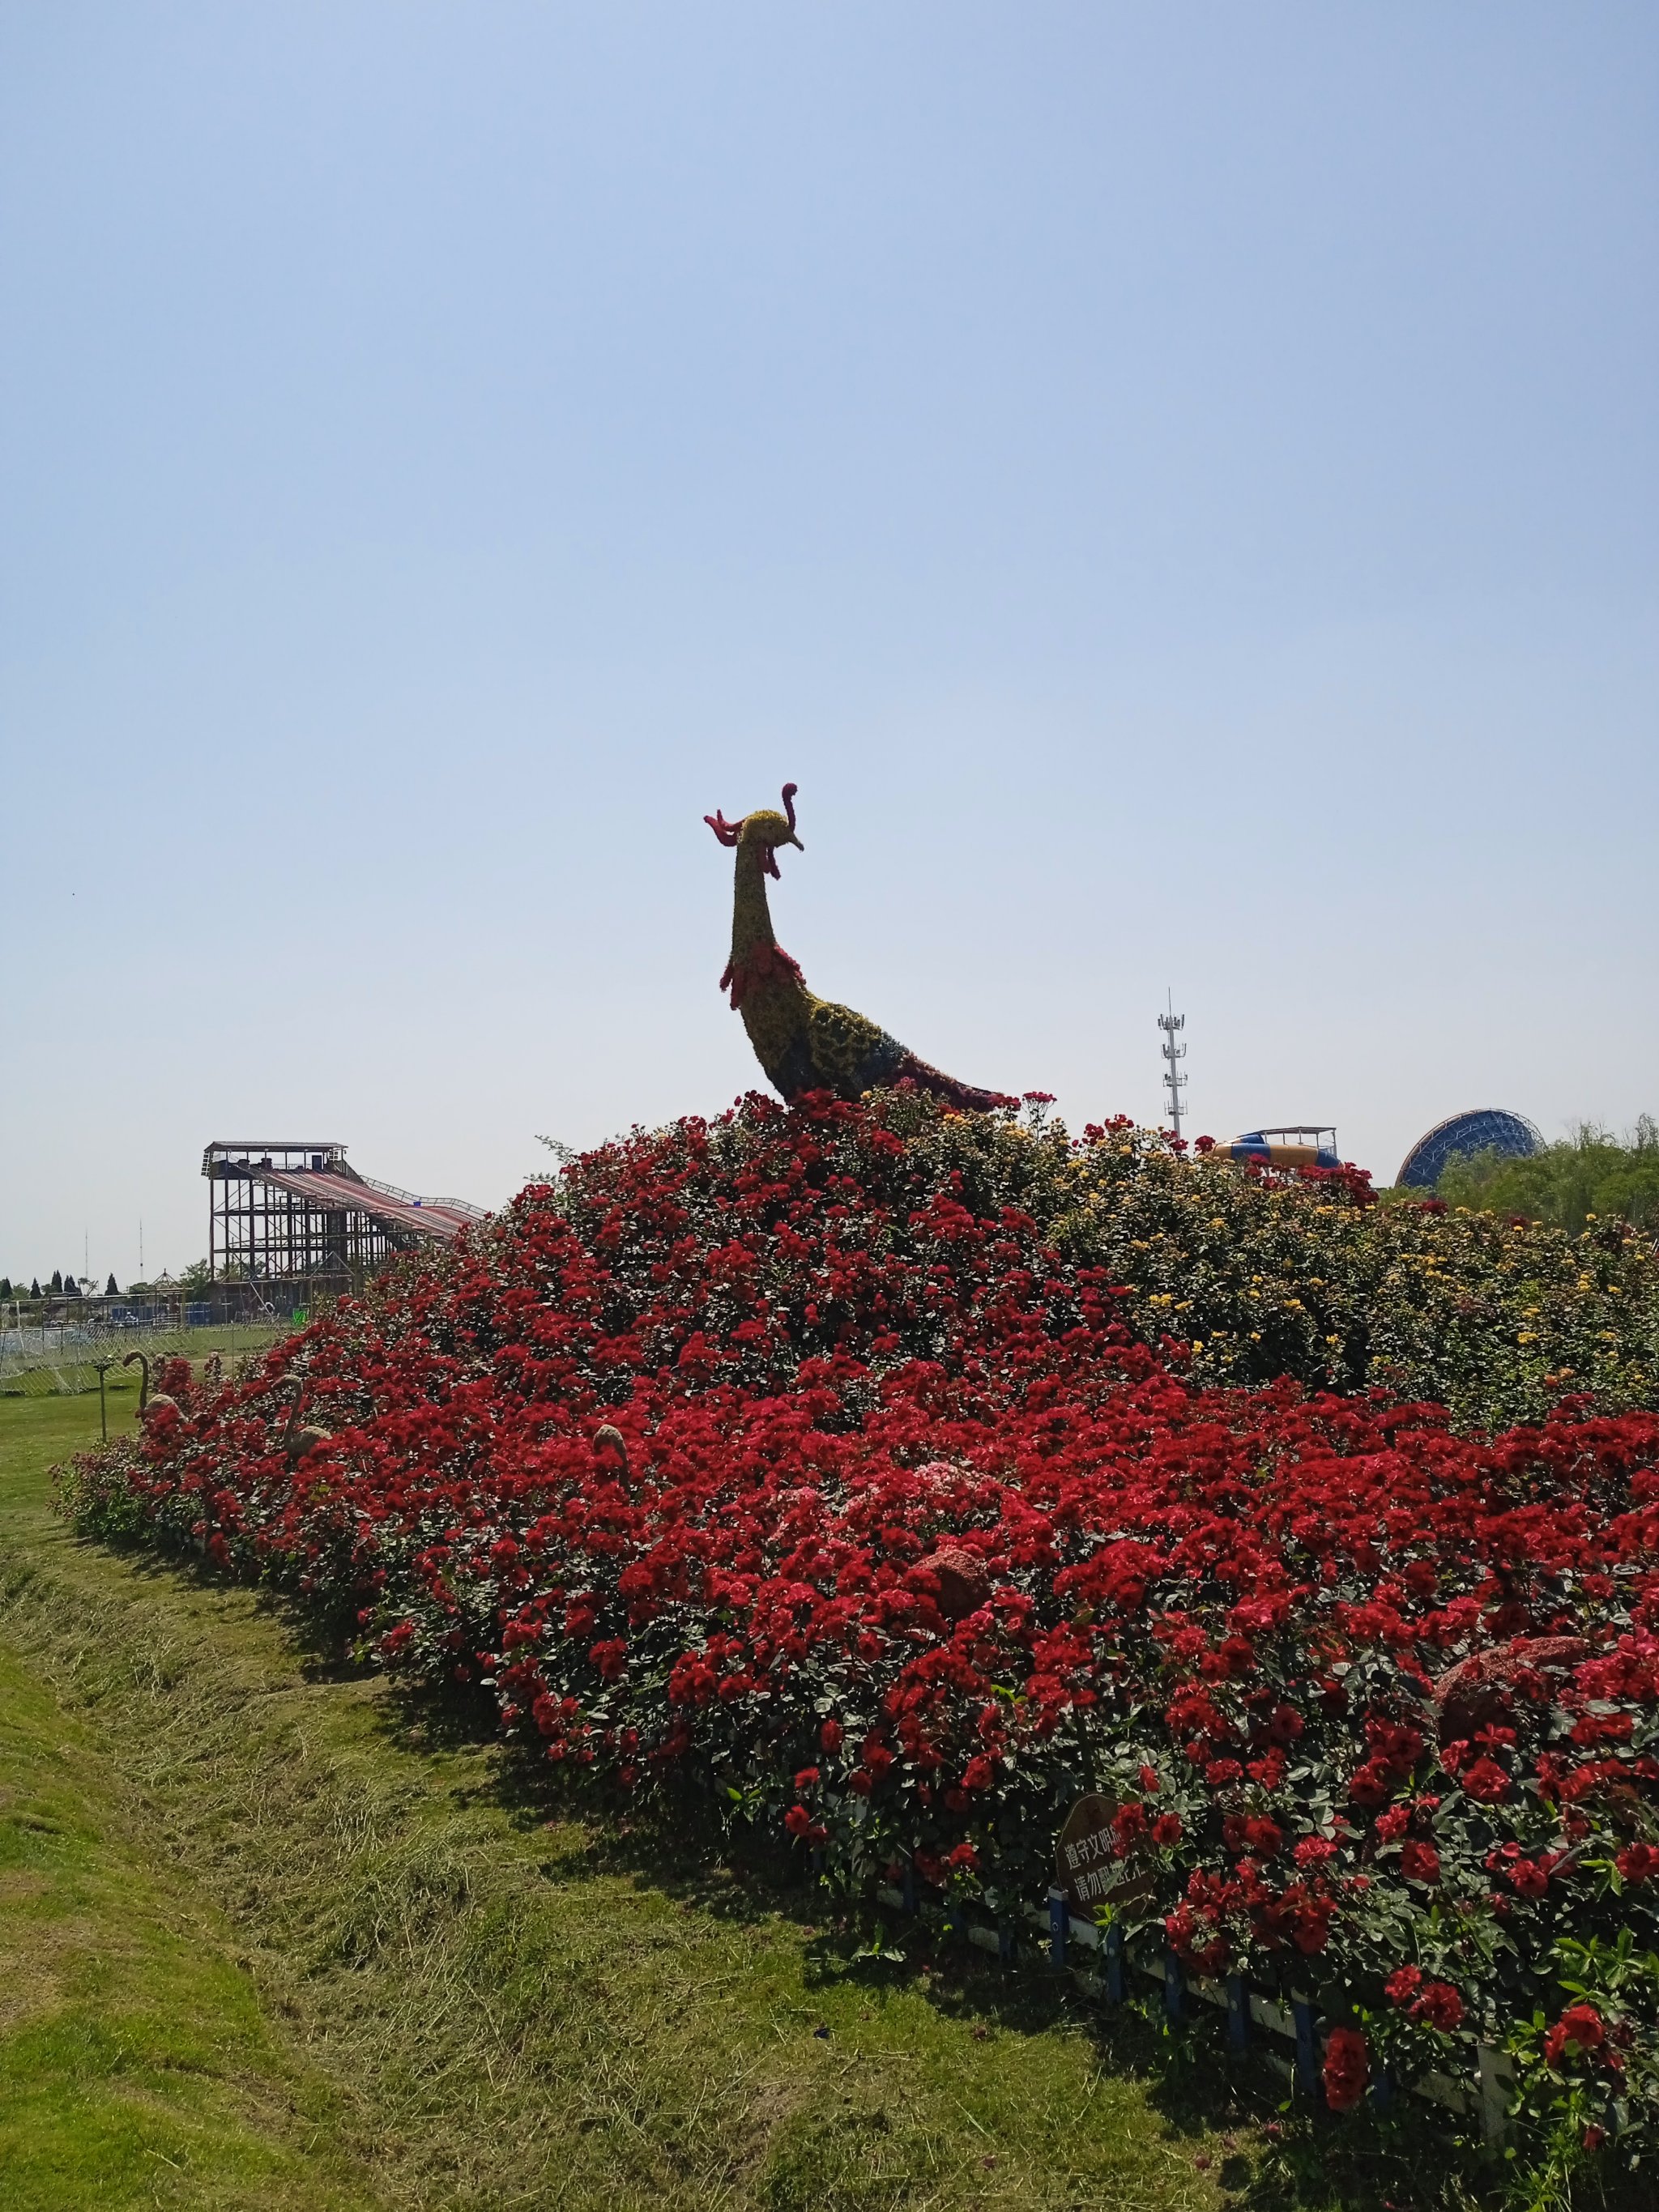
[{"left": 706, "top": 783, "right": 1011, "bottom": 1112}]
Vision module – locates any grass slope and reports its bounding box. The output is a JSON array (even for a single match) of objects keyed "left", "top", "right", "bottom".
[
  {"left": 1, "top": 1392, "right": 1235, "bottom": 2211},
  {"left": 0, "top": 1396, "right": 373, "bottom": 2211}
]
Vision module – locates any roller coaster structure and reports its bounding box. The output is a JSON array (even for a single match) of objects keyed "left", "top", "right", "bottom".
[{"left": 203, "top": 1141, "right": 485, "bottom": 1287}]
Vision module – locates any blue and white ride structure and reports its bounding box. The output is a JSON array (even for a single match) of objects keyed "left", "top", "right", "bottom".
[
  {"left": 1395, "top": 1109, "right": 1543, "bottom": 1191},
  {"left": 1209, "top": 1126, "right": 1343, "bottom": 1172}
]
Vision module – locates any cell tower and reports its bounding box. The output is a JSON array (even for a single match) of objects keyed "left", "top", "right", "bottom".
[{"left": 1157, "top": 992, "right": 1188, "bottom": 1139}]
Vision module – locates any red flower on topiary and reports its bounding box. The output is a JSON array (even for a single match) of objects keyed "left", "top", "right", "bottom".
[
  {"left": 1322, "top": 2027, "right": 1368, "bottom": 2111},
  {"left": 1544, "top": 2005, "right": 1606, "bottom": 2068},
  {"left": 1616, "top": 1842, "right": 1659, "bottom": 1884},
  {"left": 1507, "top": 1856, "right": 1551, "bottom": 1899},
  {"left": 1399, "top": 1839, "right": 1440, "bottom": 1886},
  {"left": 1461, "top": 1758, "right": 1512, "bottom": 1804},
  {"left": 1414, "top": 1981, "right": 1465, "bottom": 2031}
]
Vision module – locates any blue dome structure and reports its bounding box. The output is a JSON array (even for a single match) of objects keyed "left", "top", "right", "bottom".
[{"left": 1396, "top": 1108, "right": 1543, "bottom": 1191}]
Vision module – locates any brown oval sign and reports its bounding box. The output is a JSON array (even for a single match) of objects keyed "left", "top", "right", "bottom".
[{"left": 1056, "top": 1792, "right": 1154, "bottom": 1919}]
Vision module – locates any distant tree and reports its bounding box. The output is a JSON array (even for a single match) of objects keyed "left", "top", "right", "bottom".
[
  {"left": 1439, "top": 1118, "right": 1659, "bottom": 1236},
  {"left": 49, "top": 1270, "right": 62, "bottom": 1294},
  {"left": 106, "top": 1272, "right": 119, "bottom": 1296},
  {"left": 178, "top": 1258, "right": 215, "bottom": 1298},
  {"left": 29, "top": 1279, "right": 41, "bottom": 1298},
  {"left": 62, "top": 1272, "right": 78, "bottom": 1294},
  {"left": 0, "top": 1278, "right": 11, "bottom": 1300}
]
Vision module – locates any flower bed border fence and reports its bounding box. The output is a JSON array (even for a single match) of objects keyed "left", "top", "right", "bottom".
[{"left": 866, "top": 1866, "right": 1516, "bottom": 2144}]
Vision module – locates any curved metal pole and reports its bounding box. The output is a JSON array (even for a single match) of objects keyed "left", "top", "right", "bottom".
[{"left": 122, "top": 1348, "right": 150, "bottom": 1412}]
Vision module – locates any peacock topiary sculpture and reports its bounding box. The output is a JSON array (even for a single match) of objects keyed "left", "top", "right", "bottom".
[{"left": 706, "top": 783, "right": 1012, "bottom": 1111}]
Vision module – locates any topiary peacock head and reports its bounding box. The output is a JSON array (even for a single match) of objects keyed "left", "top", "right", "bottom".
[{"left": 705, "top": 782, "right": 804, "bottom": 878}]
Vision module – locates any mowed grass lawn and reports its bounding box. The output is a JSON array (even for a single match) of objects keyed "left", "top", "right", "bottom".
[
  {"left": 0, "top": 1390, "right": 371, "bottom": 2210},
  {"left": 0, "top": 1390, "right": 1246, "bottom": 2212}
]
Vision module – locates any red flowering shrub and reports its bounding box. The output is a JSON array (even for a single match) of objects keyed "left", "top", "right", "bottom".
[{"left": 56, "top": 1089, "right": 1659, "bottom": 2164}]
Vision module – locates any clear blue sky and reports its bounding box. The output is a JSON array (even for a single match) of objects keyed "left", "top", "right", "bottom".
[{"left": 3, "top": 4, "right": 1655, "bottom": 1283}]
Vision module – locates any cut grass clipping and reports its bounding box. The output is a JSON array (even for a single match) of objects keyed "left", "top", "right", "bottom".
[{"left": 2, "top": 1391, "right": 1236, "bottom": 2211}]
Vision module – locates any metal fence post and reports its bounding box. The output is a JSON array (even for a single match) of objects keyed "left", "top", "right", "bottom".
[
  {"left": 1291, "top": 1996, "right": 1320, "bottom": 2095},
  {"left": 1047, "top": 1889, "right": 1068, "bottom": 1969},
  {"left": 1478, "top": 2045, "right": 1511, "bottom": 2145},
  {"left": 1163, "top": 1950, "right": 1185, "bottom": 2023}
]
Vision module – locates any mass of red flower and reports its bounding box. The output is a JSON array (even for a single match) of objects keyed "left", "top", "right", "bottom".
[{"left": 60, "top": 1089, "right": 1659, "bottom": 2150}]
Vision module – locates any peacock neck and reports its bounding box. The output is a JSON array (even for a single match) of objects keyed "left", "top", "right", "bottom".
[{"left": 731, "top": 846, "right": 778, "bottom": 961}]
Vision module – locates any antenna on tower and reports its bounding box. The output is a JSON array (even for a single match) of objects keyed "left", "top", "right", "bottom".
[{"left": 1157, "top": 991, "right": 1187, "bottom": 1140}]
